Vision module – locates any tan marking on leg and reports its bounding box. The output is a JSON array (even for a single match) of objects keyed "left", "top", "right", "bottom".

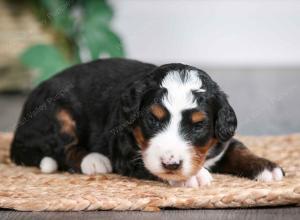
[
  {"left": 56, "top": 109, "right": 76, "bottom": 136},
  {"left": 56, "top": 109, "right": 86, "bottom": 171}
]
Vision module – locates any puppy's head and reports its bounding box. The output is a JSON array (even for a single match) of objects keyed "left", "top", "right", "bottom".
[{"left": 123, "top": 64, "right": 237, "bottom": 181}]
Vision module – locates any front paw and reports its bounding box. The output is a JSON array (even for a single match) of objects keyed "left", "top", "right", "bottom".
[
  {"left": 168, "top": 168, "right": 213, "bottom": 188},
  {"left": 80, "top": 153, "right": 112, "bottom": 175},
  {"left": 255, "top": 167, "right": 284, "bottom": 182}
]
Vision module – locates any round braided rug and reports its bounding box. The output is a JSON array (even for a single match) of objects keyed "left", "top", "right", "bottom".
[{"left": 0, "top": 133, "right": 299, "bottom": 211}]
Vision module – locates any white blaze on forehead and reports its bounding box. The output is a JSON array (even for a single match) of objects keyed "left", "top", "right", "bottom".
[
  {"left": 160, "top": 70, "right": 205, "bottom": 113},
  {"left": 142, "top": 70, "right": 206, "bottom": 179}
]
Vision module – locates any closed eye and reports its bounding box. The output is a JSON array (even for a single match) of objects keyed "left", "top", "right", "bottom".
[
  {"left": 147, "top": 112, "right": 163, "bottom": 129},
  {"left": 192, "top": 120, "right": 205, "bottom": 130},
  {"left": 150, "top": 112, "right": 161, "bottom": 122}
]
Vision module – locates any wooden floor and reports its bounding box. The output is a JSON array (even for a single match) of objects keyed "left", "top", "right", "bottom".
[
  {"left": 1, "top": 207, "right": 300, "bottom": 220},
  {"left": 1, "top": 69, "right": 300, "bottom": 219}
]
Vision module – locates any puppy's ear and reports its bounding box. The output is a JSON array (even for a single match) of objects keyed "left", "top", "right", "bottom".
[
  {"left": 214, "top": 92, "right": 237, "bottom": 142},
  {"left": 121, "top": 80, "right": 146, "bottom": 117},
  {"left": 120, "top": 77, "right": 156, "bottom": 122}
]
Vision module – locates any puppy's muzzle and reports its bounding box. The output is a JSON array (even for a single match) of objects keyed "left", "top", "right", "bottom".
[
  {"left": 161, "top": 160, "right": 182, "bottom": 171},
  {"left": 161, "top": 154, "right": 183, "bottom": 171}
]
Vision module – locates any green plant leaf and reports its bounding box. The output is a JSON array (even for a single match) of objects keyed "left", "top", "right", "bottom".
[
  {"left": 80, "top": 24, "right": 124, "bottom": 59},
  {"left": 84, "top": 0, "right": 113, "bottom": 26},
  {"left": 21, "top": 0, "right": 125, "bottom": 82},
  {"left": 40, "top": 0, "right": 74, "bottom": 36},
  {"left": 20, "top": 44, "right": 70, "bottom": 84},
  {"left": 74, "top": 0, "right": 124, "bottom": 60}
]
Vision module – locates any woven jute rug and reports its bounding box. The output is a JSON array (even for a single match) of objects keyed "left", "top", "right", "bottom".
[{"left": 0, "top": 132, "right": 299, "bottom": 211}]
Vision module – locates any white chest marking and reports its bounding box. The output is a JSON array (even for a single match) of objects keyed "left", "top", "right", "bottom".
[{"left": 204, "top": 142, "right": 229, "bottom": 169}]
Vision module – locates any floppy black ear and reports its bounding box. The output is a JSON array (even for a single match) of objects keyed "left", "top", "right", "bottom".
[
  {"left": 214, "top": 92, "right": 237, "bottom": 142},
  {"left": 120, "top": 76, "right": 157, "bottom": 123},
  {"left": 121, "top": 80, "right": 146, "bottom": 119}
]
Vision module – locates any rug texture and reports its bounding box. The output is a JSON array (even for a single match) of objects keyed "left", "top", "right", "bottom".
[{"left": 0, "top": 132, "right": 299, "bottom": 211}]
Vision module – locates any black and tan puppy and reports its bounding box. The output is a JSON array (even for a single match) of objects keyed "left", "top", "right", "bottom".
[{"left": 10, "top": 58, "right": 284, "bottom": 187}]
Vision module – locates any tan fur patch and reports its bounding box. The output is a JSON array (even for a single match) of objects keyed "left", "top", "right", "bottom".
[
  {"left": 56, "top": 109, "right": 86, "bottom": 171},
  {"left": 191, "top": 111, "right": 205, "bottom": 123},
  {"left": 190, "top": 138, "right": 218, "bottom": 176},
  {"left": 56, "top": 109, "right": 76, "bottom": 136},
  {"left": 150, "top": 104, "right": 166, "bottom": 120},
  {"left": 133, "top": 127, "right": 149, "bottom": 150}
]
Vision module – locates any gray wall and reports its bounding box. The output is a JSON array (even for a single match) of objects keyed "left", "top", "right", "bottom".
[{"left": 110, "top": 0, "right": 300, "bottom": 67}]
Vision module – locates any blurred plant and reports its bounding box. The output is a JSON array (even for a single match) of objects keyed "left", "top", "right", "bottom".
[{"left": 20, "top": 0, "right": 125, "bottom": 84}]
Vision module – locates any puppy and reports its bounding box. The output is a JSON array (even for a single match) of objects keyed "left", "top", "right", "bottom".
[{"left": 10, "top": 58, "right": 284, "bottom": 187}]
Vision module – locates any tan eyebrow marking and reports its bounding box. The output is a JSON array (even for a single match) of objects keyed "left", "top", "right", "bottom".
[
  {"left": 150, "top": 104, "right": 166, "bottom": 120},
  {"left": 191, "top": 111, "right": 206, "bottom": 123}
]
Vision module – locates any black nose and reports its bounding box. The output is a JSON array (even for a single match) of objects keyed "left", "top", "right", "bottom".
[{"left": 162, "top": 160, "right": 182, "bottom": 171}]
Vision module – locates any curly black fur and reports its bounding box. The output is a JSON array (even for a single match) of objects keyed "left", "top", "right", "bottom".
[{"left": 10, "top": 58, "right": 283, "bottom": 181}]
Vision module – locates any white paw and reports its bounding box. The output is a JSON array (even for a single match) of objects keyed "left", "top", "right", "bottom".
[
  {"left": 40, "top": 157, "right": 58, "bottom": 173},
  {"left": 168, "top": 168, "right": 213, "bottom": 188},
  {"left": 195, "top": 167, "right": 213, "bottom": 186},
  {"left": 81, "top": 153, "right": 112, "bottom": 175},
  {"left": 255, "top": 167, "right": 284, "bottom": 182}
]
